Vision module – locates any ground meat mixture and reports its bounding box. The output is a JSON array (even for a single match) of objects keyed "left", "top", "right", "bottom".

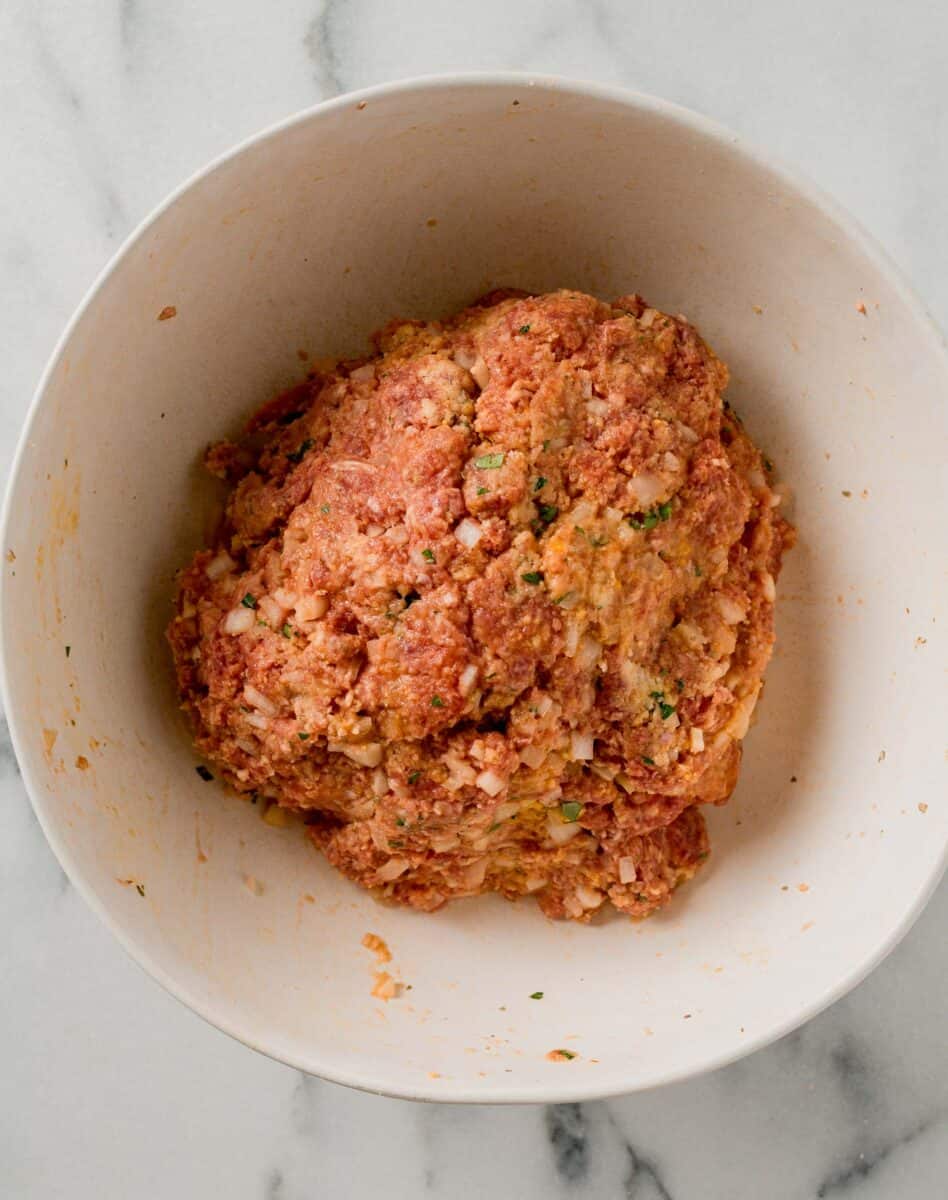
[{"left": 169, "top": 289, "right": 794, "bottom": 922}]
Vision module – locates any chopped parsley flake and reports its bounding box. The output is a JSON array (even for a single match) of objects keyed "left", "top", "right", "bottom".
[
  {"left": 286, "top": 438, "right": 314, "bottom": 464},
  {"left": 476, "top": 486, "right": 489, "bottom": 495},
  {"left": 281, "top": 623, "right": 292, "bottom": 638},
  {"left": 241, "top": 593, "right": 257, "bottom": 609},
  {"left": 560, "top": 801, "right": 582, "bottom": 822},
  {"left": 553, "top": 591, "right": 574, "bottom": 606},
  {"left": 135, "top": 883, "right": 145, "bottom": 897},
  {"left": 430, "top": 695, "right": 445, "bottom": 708},
  {"left": 421, "top": 548, "right": 435, "bottom": 562},
  {"left": 530, "top": 991, "right": 544, "bottom": 1000},
  {"left": 298, "top": 732, "right": 310, "bottom": 741},
  {"left": 521, "top": 571, "right": 543, "bottom": 585},
  {"left": 628, "top": 500, "right": 673, "bottom": 531},
  {"left": 518, "top": 324, "right": 531, "bottom": 334},
  {"left": 320, "top": 503, "right": 331, "bottom": 514},
  {"left": 474, "top": 451, "right": 505, "bottom": 470},
  {"left": 395, "top": 816, "right": 407, "bottom": 827},
  {"left": 537, "top": 503, "right": 559, "bottom": 525},
  {"left": 676, "top": 678, "right": 685, "bottom": 692},
  {"left": 196, "top": 765, "right": 214, "bottom": 781},
  {"left": 641, "top": 756, "right": 656, "bottom": 766},
  {"left": 650, "top": 691, "right": 676, "bottom": 720},
  {"left": 554, "top": 1048, "right": 576, "bottom": 1060},
  {"left": 694, "top": 564, "right": 703, "bottom": 578},
  {"left": 542, "top": 439, "right": 551, "bottom": 452},
  {"left": 533, "top": 476, "right": 547, "bottom": 491},
  {"left": 407, "top": 770, "right": 422, "bottom": 785}
]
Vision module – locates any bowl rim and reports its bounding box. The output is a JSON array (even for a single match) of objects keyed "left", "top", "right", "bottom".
[{"left": 2, "top": 71, "right": 946, "bottom": 1104}]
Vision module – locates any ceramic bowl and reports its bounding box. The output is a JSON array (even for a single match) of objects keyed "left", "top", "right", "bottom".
[{"left": 3, "top": 75, "right": 945, "bottom": 1102}]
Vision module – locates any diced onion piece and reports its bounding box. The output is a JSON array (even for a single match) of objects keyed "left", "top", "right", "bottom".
[
  {"left": 493, "top": 800, "right": 520, "bottom": 823},
  {"left": 259, "top": 595, "right": 286, "bottom": 627},
  {"left": 470, "top": 357, "right": 489, "bottom": 389},
  {"left": 576, "top": 884, "right": 603, "bottom": 910},
  {"left": 244, "top": 711, "right": 269, "bottom": 730},
  {"left": 244, "top": 685, "right": 278, "bottom": 716},
  {"left": 563, "top": 895, "right": 585, "bottom": 919},
  {"left": 376, "top": 857, "right": 409, "bottom": 882},
  {"left": 615, "top": 772, "right": 634, "bottom": 793},
  {"left": 589, "top": 760, "right": 617, "bottom": 781},
  {"left": 455, "top": 517, "right": 483, "bottom": 549},
  {"left": 571, "top": 499, "right": 597, "bottom": 526},
  {"left": 570, "top": 731, "right": 594, "bottom": 761},
  {"left": 462, "top": 859, "right": 488, "bottom": 889},
  {"left": 760, "top": 571, "right": 776, "bottom": 602},
  {"left": 586, "top": 398, "right": 609, "bottom": 418},
  {"left": 224, "top": 606, "right": 255, "bottom": 635},
  {"left": 442, "top": 754, "right": 477, "bottom": 791},
  {"left": 520, "top": 744, "right": 547, "bottom": 769},
  {"left": 476, "top": 768, "right": 506, "bottom": 797},
  {"left": 454, "top": 347, "right": 476, "bottom": 370},
  {"left": 235, "top": 738, "right": 257, "bottom": 755},
  {"left": 717, "top": 595, "right": 748, "bottom": 625},
  {"left": 618, "top": 856, "right": 638, "bottom": 884},
  {"left": 295, "top": 593, "right": 328, "bottom": 622},
  {"left": 350, "top": 363, "right": 376, "bottom": 383},
  {"left": 339, "top": 742, "right": 383, "bottom": 768},
  {"left": 690, "top": 727, "right": 705, "bottom": 753},
  {"left": 547, "top": 814, "right": 582, "bottom": 844},
  {"left": 273, "top": 587, "right": 298, "bottom": 609},
  {"left": 564, "top": 622, "right": 582, "bottom": 656},
  {"left": 524, "top": 874, "right": 548, "bottom": 893},
  {"left": 534, "top": 694, "right": 554, "bottom": 717},
  {"left": 205, "top": 552, "right": 236, "bottom": 580},
  {"left": 725, "top": 687, "right": 760, "bottom": 740},
  {"left": 458, "top": 664, "right": 479, "bottom": 695},
  {"left": 430, "top": 832, "right": 460, "bottom": 853},
  {"left": 371, "top": 768, "right": 389, "bottom": 797},
  {"left": 629, "top": 471, "right": 664, "bottom": 508},
  {"left": 747, "top": 468, "right": 767, "bottom": 492},
  {"left": 576, "top": 635, "right": 602, "bottom": 670},
  {"left": 676, "top": 621, "right": 705, "bottom": 650}
]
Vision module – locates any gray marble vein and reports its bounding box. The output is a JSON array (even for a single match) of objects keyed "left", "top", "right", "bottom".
[
  {"left": 303, "top": 1, "right": 347, "bottom": 98},
  {"left": 0, "top": 2, "right": 946, "bottom": 1198}
]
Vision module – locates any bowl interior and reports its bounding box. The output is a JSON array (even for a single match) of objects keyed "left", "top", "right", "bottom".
[{"left": 4, "top": 78, "right": 946, "bottom": 1101}]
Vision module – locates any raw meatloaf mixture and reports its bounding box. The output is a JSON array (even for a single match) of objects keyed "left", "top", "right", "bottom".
[{"left": 169, "top": 289, "right": 793, "bottom": 921}]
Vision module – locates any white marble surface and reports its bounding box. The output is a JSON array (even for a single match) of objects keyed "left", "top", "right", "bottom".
[{"left": 1, "top": 2, "right": 946, "bottom": 1196}]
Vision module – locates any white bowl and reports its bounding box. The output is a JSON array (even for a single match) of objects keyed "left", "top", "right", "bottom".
[{"left": 3, "top": 75, "right": 946, "bottom": 1103}]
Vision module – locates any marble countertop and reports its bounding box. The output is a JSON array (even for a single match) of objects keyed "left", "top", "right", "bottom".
[{"left": 2, "top": 2, "right": 946, "bottom": 1196}]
